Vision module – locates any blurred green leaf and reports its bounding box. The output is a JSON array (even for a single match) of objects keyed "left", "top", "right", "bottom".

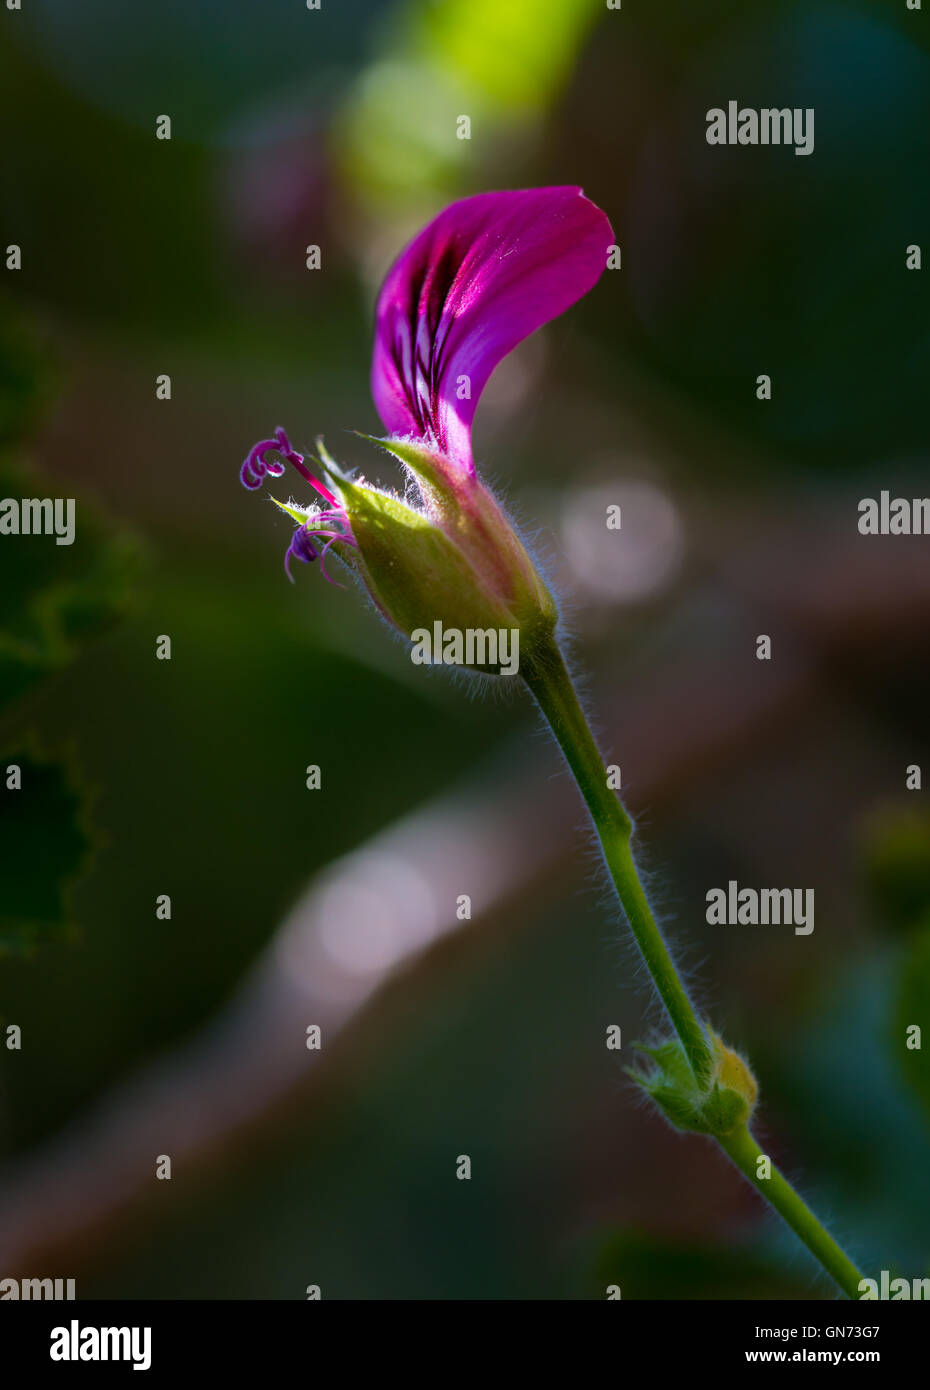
[
  {"left": 0, "top": 453, "right": 138, "bottom": 708},
  {"left": 0, "top": 747, "right": 95, "bottom": 957},
  {"left": 0, "top": 350, "right": 136, "bottom": 956},
  {"left": 0, "top": 303, "right": 50, "bottom": 446},
  {"left": 892, "top": 922, "right": 930, "bottom": 1129},
  {"left": 421, "top": 0, "right": 599, "bottom": 112},
  {"left": 336, "top": 0, "right": 601, "bottom": 218},
  {"left": 862, "top": 806, "right": 930, "bottom": 934},
  {"left": 591, "top": 1229, "right": 814, "bottom": 1300}
]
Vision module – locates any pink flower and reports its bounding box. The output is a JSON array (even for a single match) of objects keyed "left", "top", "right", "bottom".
[
  {"left": 371, "top": 186, "right": 613, "bottom": 475},
  {"left": 240, "top": 187, "right": 611, "bottom": 664}
]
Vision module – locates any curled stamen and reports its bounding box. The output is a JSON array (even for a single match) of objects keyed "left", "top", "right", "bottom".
[
  {"left": 284, "top": 524, "right": 319, "bottom": 582},
  {"left": 317, "top": 533, "right": 357, "bottom": 586},
  {"left": 243, "top": 425, "right": 357, "bottom": 585},
  {"left": 284, "top": 521, "right": 357, "bottom": 585},
  {"left": 240, "top": 425, "right": 339, "bottom": 508},
  {"left": 240, "top": 437, "right": 288, "bottom": 490}
]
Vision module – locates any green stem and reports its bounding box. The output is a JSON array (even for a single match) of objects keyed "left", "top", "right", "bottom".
[
  {"left": 521, "top": 641, "right": 714, "bottom": 1085},
  {"left": 719, "top": 1126, "right": 864, "bottom": 1300},
  {"left": 522, "top": 637, "right": 864, "bottom": 1298}
]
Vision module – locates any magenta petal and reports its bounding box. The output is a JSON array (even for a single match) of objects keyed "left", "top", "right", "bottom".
[{"left": 371, "top": 186, "right": 613, "bottom": 474}]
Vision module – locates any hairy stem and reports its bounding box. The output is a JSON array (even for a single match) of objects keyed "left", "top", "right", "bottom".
[
  {"left": 719, "top": 1125, "right": 864, "bottom": 1299},
  {"left": 521, "top": 641, "right": 713, "bottom": 1083},
  {"left": 521, "top": 637, "right": 864, "bottom": 1298}
]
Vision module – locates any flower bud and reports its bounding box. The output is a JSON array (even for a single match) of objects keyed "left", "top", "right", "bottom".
[
  {"left": 305, "top": 438, "right": 558, "bottom": 675},
  {"left": 629, "top": 1031, "right": 759, "bottom": 1138}
]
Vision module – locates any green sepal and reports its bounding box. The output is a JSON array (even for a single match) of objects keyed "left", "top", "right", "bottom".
[
  {"left": 628, "top": 1032, "right": 758, "bottom": 1138},
  {"left": 314, "top": 437, "right": 353, "bottom": 486},
  {"left": 271, "top": 497, "right": 314, "bottom": 526},
  {"left": 333, "top": 475, "right": 515, "bottom": 641},
  {"left": 354, "top": 433, "right": 460, "bottom": 506}
]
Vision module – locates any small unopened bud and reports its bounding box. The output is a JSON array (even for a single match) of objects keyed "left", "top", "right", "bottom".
[
  {"left": 291, "top": 437, "right": 558, "bottom": 674},
  {"left": 629, "top": 1030, "right": 758, "bottom": 1138}
]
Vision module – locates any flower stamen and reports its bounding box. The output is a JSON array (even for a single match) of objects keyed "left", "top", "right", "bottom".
[{"left": 242, "top": 425, "right": 356, "bottom": 583}]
